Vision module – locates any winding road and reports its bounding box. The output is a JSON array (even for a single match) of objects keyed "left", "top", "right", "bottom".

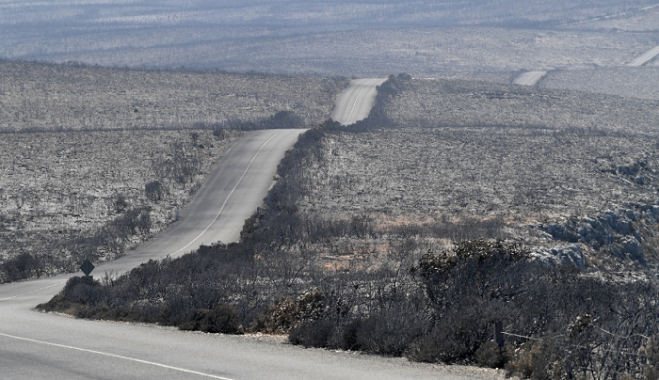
[{"left": 0, "top": 79, "right": 496, "bottom": 380}]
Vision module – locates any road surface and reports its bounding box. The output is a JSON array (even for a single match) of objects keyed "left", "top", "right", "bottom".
[
  {"left": 0, "top": 302, "right": 494, "bottom": 380},
  {"left": 331, "top": 78, "right": 387, "bottom": 125},
  {"left": 626, "top": 45, "right": 659, "bottom": 67},
  {"left": 513, "top": 71, "right": 547, "bottom": 86}
]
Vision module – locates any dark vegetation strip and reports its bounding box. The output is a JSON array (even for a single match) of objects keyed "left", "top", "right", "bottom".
[{"left": 38, "top": 86, "right": 659, "bottom": 380}]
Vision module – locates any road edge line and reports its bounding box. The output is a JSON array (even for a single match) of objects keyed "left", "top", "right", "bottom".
[{"left": 0, "top": 332, "right": 236, "bottom": 380}]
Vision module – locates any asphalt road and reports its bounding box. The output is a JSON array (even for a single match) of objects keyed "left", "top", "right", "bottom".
[
  {"left": 0, "top": 84, "right": 498, "bottom": 379},
  {"left": 513, "top": 71, "right": 547, "bottom": 86},
  {"left": 331, "top": 78, "right": 387, "bottom": 125},
  {"left": 627, "top": 45, "right": 659, "bottom": 67}
]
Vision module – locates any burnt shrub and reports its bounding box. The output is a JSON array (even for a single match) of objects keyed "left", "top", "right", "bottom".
[
  {"left": 178, "top": 309, "right": 212, "bottom": 331},
  {"left": 211, "top": 110, "right": 305, "bottom": 131},
  {"left": 268, "top": 111, "right": 304, "bottom": 129},
  {"left": 288, "top": 292, "right": 427, "bottom": 357},
  {"left": 339, "top": 318, "right": 365, "bottom": 351},
  {"left": 178, "top": 304, "right": 241, "bottom": 334},
  {"left": 0, "top": 252, "right": 45, "bottom": 282},
  {"left": 504, "top": 339, "right": 558, "bottom": 380},
  {"left": 255, "top": 288, "right": 325, "bottom": 334},
  {"left": 144, "top": 180, "right": 164, "bottom": 202},
  {"left": 36, "top": 295, "right": 78, "bottom": 314},
  {"left": 351, "top": 307, "right": 426, "bottom": 357},
  {"left": 474, "top": 341, "right": 505, "bottom": 369},
  {"left": 204, "top": 304, "right": 241, "bottom": 334},
  {"left": 410, "top": 301, "right": 508, "bottom": 363},
  {"left": 37, "top": 276, "right": 101, "bottom": 314},
  {"left": 61, "top": 276, "right": 101, "bottom": 304},
  {"left": 289, "top": 319, "right": 336, "bottom": 348},
  {"left": 113, "top": 193, "right": 129, "bottom": 213}
]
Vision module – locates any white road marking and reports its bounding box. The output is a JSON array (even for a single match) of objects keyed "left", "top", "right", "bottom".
[
  {"left": 333, "top": 78, "right": 386, "bottom": 125},
  {"left": 0, "top": 282, "right": 66, "bottom": 302},
  {"left": 346, "top": 80, "right": 373, "bottom": 122},
  {"left": 0, "top": 332, "right": 236, "bottom": 380},
  {"left": 569, "top": 4, "right": 659, "bottom": 26},
  {"left": 167, "top": 131, "right": 282, "bottom": 257}
]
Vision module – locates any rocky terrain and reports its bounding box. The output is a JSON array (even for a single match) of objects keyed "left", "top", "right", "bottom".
[{"left": 378, "top": 76, "right": 659, "bottom": 134}]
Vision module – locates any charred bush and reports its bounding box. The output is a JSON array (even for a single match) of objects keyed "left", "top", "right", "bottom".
[
  {"left": 211, "top": 110, "right": 305, "bottom": 131},
  {"left": 289, "top": 319, "right": 336, "bottom": 348},
  {"left": 0, "top": 253, "right": 45, "bottom": 282},
  {"left": 255, "top": 289, "right": 325, "bottom": 334},
  {"left": 474, "top": 341, "right": 506, "bottom": 369},
  {"left": 178, "top": 305, "right": 241, "bottom": 334},
  {"left": 144, "top": 180, "right": 164, "bottom": 202}
]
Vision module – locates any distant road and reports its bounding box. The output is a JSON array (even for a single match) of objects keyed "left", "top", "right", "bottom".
[
  {"left": 331, "top": 78, "right": 387, "bottom": 125},
  {"left": 513, "top": 71, "right": 547, "bottom": 86},
  {"left": 626, "top": 45, "right": 659, "bottom": 67}
]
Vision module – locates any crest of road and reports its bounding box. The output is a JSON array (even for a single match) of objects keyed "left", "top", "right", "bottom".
[
  {"left": 331, "top": 78, "right": 387, "bottom": 125},
  {"left": 0, "top": 79, "right": 488, "bottom": 380}
]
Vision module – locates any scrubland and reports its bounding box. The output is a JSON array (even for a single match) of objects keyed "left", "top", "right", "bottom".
[
  {"left": 7, "top": 0, "right": 659, "bottom": 377},
  {"left": 0, "top": 60, "right": 346, "bottom": 131},
  {"left": 42, "top": 76, "right": 659, "bottom": 379},
  {"left": 0, "top": 61, "right": 347, "bottom": 282},
  {"left": 0, "top": 129, "right": 240, "bottom": 282}
]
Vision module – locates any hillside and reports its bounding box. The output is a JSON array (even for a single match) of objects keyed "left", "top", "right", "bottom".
[
  {"left": 0, "top": 61, "right": 347, "bottom": 282},
  {"left": 0, "top": 60, "right": 347, "bottom": 131}
]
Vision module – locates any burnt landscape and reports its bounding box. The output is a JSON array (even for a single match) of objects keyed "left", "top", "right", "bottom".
[
  {"left": 0, "top": 60, "right": 346, "bottom": 282},
  {"left": 0, "top": 60, "right": 346, "bottom": 132},
  {"left": 3, "top": 0, "right": 659, "bottom": 379},
  {"left": 39, "top": 76, "right": 659, "bottom": 378}
]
